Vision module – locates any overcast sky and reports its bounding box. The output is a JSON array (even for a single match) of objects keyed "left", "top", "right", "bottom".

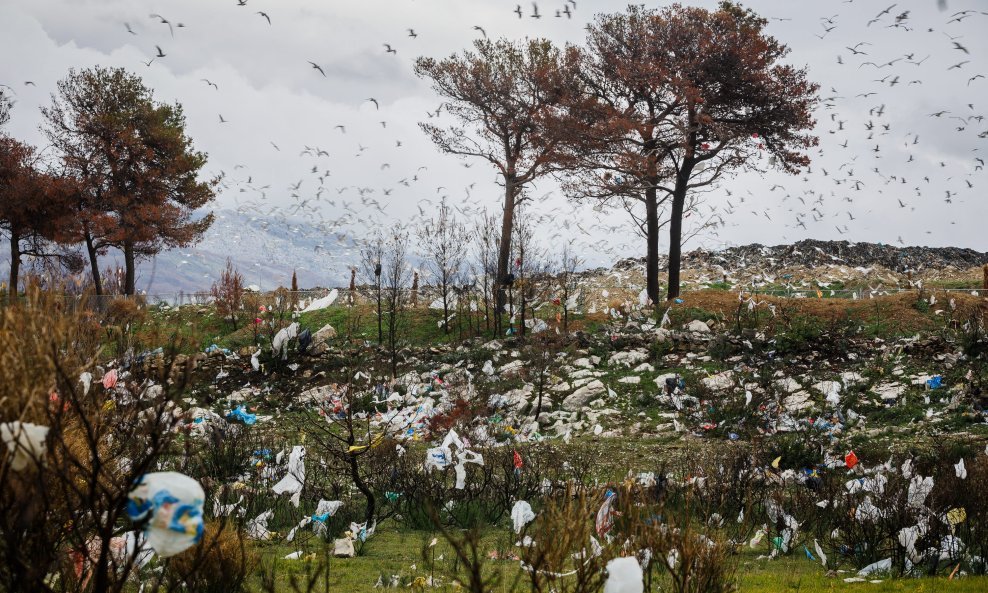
[{"left": 1, "top": 0, "right": 986, "bottom": 276}]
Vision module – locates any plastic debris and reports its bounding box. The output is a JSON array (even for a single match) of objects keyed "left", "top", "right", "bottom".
[
  {"left": 511, "top": 500, "right": 536, "bottom": 533},
  {"left": 604, "top": 556, "right": 644, "bottom": 593},
  {"left": 1, "top": 422, "right": 49, "bottom": 471},
  {"left": 226, "top": 406, "right": 257, "bottom": 425},
  {"left": 126, "top": 471, "right": 205, "bottom": 557},
  {"left": 272, "top": 445, "right": 306, "bottom": 506}
]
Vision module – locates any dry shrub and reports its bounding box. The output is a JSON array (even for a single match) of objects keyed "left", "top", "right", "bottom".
[
  {"left": 168, "top": 521, "right": 259, "bottom": 593},
  {"left": 212, "top": 258, "right": 246, "bottom": 330},
  {"left": 0, "top": 285, "right": 100, "bottom": 422}
]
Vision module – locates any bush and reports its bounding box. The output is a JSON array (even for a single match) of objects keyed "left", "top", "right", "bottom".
[
  {"left": 167, "top": 521, "right": 258, "bottom": 593},
  {"left": 211, "top": 258, "right": 245, "bottom": 330}
]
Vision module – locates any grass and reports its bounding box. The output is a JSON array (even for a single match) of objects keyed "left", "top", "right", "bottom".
[{"left": 248, "top": 524, "right": 988, "bottom": 593}]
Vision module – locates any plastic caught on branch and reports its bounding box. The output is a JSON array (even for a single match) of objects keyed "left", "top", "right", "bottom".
[{"left": 126, "top": 472, "right": 205, "bottom": 557}]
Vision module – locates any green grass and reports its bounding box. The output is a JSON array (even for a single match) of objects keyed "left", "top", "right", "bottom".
[{"left": 248, "top": 525, "right": 988, "bottom": 593}]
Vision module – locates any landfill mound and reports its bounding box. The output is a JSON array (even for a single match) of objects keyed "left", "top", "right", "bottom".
[{"left": 614, "top": 240, "right": 988, "bottom": 274}]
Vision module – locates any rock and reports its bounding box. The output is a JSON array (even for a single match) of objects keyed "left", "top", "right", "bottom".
[
  {"left": 814, "top": 381, "right": 842, "bottom": 405},
  {"left": 310, "top": 324, "right": 337, "bottom": 354},
  {"left": 633, "top": 362, "right": 655, "bottom": 373},
  {"left": 702, "top": 371, "right": 735, "bottom": 391},
  {"left": 562, "top": 379, "right": 606, "bottom": 411},
  {"left": 783, "top": 392, "right": 813, "bottom": 413},
  {"left": 482, "top": 360, "right": 495, "bottom": 376},
  {"left": 609, "top": 349, "right": 649, "bottom": 368},
  {"left": 333, "top": 538, "right": 355, "bottom": 558},
  {"left": 775, "top": 377, "right": 802, "bottom": 394},
  {"left": 499, "top": 360, "right": 524, "bottom": 376},
  {"left": 572, "top": 357, "right": 594, "bottom": 369},
  {"left": 874, "top": 382, "right": 906, "bottom": 402},
  {"left": 686, "top": 320, "right": 711, "bottom": 333},
  {"left": 618, "top": 376, "right": 641, "bottom": 385}
]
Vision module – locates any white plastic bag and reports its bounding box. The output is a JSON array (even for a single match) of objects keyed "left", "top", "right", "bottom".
[{"left": 126, "top": 472, "right": 205, "bottom": 557}]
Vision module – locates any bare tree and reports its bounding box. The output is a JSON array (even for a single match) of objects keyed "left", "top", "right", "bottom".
[
  {"left": 380, "top": 225, "right": 411, "bottom": 378},
  {"left": 511, "top": 209, "right": 547, "bottom": 338},
  {"left": 472, "top": 209, "right": 500, "bottom": 336},
  {"left": 417, "top": 197, "right": 468, "bottom": 334},
  {"left": 557, "top": 242, "right": 582, "bottom": 334},
  {"left": 360, "top": 235, "right": 384, "bottom": 345}
]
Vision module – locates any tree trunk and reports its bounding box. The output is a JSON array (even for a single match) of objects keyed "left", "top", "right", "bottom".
[
  {"left": 84, "top": 228, "right": 103, "bottom": 296},
  {"left": 494, "top": 177, "right": 517, "bottom": 334},
  {"left": 8, "top": 233, "right": 20, "bottom": 298},
  {"left": 123, "top": 240, "right": 136, "bottom": 296},
  {"left": 376, "top": 278, "right": 383, "bottom": 344},
  {"left": 349, "top": 453, "right": 375, "bottom": 525},
  {"left": 666, "top": 174, "right": 689, "bottom": 300},
  {"left": 645, "top": 186, "right": 661, "bottom": 305}
]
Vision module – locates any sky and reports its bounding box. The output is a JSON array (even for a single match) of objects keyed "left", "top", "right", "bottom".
[{"left": 0, "top": 0, "right": 986, "bottom": 288}]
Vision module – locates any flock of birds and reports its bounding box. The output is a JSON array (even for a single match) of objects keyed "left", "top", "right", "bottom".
[{"left": 2, "top": 0, "right": 986, "bottom": 288}]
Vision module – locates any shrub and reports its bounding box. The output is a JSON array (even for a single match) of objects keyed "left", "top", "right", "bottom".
[
  {"left": 167, "top": 521, "right": 258, "bottom": 593},
  {"left": 211, "top": 258, "right": 245, "bottom": 331}
]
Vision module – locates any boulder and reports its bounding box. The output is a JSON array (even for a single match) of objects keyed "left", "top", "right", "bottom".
[
  {"left": 562, "top": 379, "right": 606, "bottom": 411},
  {"left": 686, "top": 320, "right": 711, "bottom": 333}
]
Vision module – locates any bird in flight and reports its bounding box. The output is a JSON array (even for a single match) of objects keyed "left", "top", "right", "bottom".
[
  {"left": 218, "top": 114, "right": 228, "bottom": 123},
  {"left": 514, "top": 4, "right": 523, "bottom": 18},
  {"left": 257, "top": 11, "right": 271, "bottom": 25},
  {"left": 366, "top": 98, "right": 379, "bottom": 110},
  {"left": 473, "top": 25, "right": 487, "bottom": 38},
  {"left": 308, "top": 61, "right": 326, "bottom": 76},
  {"left": 125, "top": 22, "right": 137, "bottom": 35},
  {"left": 201, "top": 78, "right": 218, "bottom": 90},
  {"left": 407, "top": 29, "right": 417, "bottom": 38},
  {"left": 149, "top": 13, "right": 174, "bottom": 37},
  {"left": 155, "top": 45, "right": 166, "bottom": 58},
  {"left": 383, "top": 44, "right": 397, "bottom": 55}
]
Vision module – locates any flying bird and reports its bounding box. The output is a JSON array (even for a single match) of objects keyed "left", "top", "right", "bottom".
[
  {"left": 383, "top": 44, "right": 397, "bottom": 54},
  {"left": 473, "top": 25, "right": 487, "bottom": 38},
  {"left": 366, "top": 98, "right": 379, "bottom": 110},
  {"left": 308, "top": 61, "right": 326, "bottom": 76},
  {"left": 154, "top": 45, "right": 166, "bottom": 58},
  {"left": 256, "top": 11, "right": 271, "bottom": 25},
  {"left": 149, "top": 13, "right": 173, "bottom": 37}
]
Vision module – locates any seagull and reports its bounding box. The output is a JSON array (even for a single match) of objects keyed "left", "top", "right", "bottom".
[
  {"left": 149, "top": 13, "right": 173, "bottom": 37},
  {"left": 308, "top": 61, "right": 326, "bottom": 76},
  {"left": 383, "top": 44, "right": 397, "bottom": 54},
  {"left": 154, "top": 45, "right": 166, "bottom": 58},
  {"left": 125, "top": 22, "right": 137, "bottom": 35},
  {"left": 218, "top": 114, "right": 228, "bottom": 123},
  {"left": 256, "top": 11, "right": 271, "bottom": 25},
  {"left": 201, "top": 78, "right": 218, "bottom": 90},
  {"left": 366, "top": 98, "right": 379, "bottom": 110},
  {"left": 407, "top": 29, "right": 417, "bottom": 38},
  {"left": 473, "top": 25, "right": 487, "bottom": 38}
]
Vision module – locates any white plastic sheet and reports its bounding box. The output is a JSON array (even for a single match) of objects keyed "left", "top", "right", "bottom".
[
  {"left": 511, "top": 500, "right": 536, "bottom": 534},
  {"left": 1, "top": 422, "right": 48, "bottom": 471},
  {"left": 604, "top": 556, "right": 644, "bottom": 593},
  {"left": 272, "top": 445, "right": 306, "bottom": 507}
]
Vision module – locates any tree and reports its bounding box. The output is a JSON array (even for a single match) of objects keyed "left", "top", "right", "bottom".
[
  {"left": 415, "top": 39, "right": 580, "bottom": 332},
  {"left": 211, "top": 258, "right": 245, "bottom": 330},
  {"left": 417, "top": 197, "right": 468, "bottom": 334},
  {"left": 361, "top": 235, "right": 385, "bottom": 345},
  {"left": 380, "top": 225, "right": 411, "bottom": 378},
  {"left": 42, "top": 66, "right": 217, "bottom": 295},
  {"left": 0, "top": 89, "right": 11, "bottom": 128},
  {"left": 572, "top": 3, "right": 818, "bottom": 300},
  {"left": 556, "top": 242, "right": 582, "bottom": 334},
  {"left": 472, "top": 208, "right": 500, "bottom": 336},
  {"left": 0, "top": 136, "right": 74, "bottom": 296}
]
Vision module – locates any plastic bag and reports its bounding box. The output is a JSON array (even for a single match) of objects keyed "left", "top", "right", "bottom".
[
  {"left": 126, "top": 472, "right": 205, "bottom": 558},
  {"left": 1, "top": 422, "right": 49, "bottom": 471},
  {"left": 511, "top": 500, "right": 536, "bottom": 533}
]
